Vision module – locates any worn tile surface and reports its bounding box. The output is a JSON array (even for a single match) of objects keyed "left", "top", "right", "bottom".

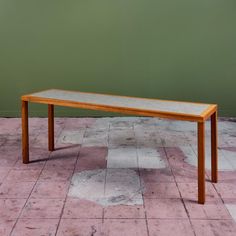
[
  {"left": 62, "top": 198, "right": 103, "bottom": 219},
  {"left": 0, "top": 117, "right": 236, "bottom": 236},
  {"left": 148, "top": 219, "right": 195, "bottom": 236},
  {"left": 102, "top": 219, "right": 148, "bottom": 236},
  {"left": 145, "top": 198, "right": 188, "bottom": 219},
  {"left": 20, "top": 198, "right": 64, "bottom": 218},
  {"left": 56, "top": 219, "right": 103, "bottom": 236},
  {"left": 11, "top": 219, "right": 59, "bottom": 236}
]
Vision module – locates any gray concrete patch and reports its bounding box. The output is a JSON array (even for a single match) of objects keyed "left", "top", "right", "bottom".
[
  {"left": 137, "top": 148, "right": 167, "bottom": 169},
  {"left": 58, "top": 129, "right": 85, "bottom": 144},
  {"left": 68, "top": 169, "right": 143, "bottom": 206}
]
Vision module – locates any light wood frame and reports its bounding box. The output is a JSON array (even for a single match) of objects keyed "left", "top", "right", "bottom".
[{"left": 21, "top": 89, "right": 218, "bottom": 204}]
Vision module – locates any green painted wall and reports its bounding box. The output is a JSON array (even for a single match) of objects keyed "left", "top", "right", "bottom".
[{"left": 0, "top": 0, "right": 236, "bottom": 117}]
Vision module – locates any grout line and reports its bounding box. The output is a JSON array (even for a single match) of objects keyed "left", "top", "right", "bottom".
[
  {"left": 4, "top": 216, "right": 235, "bottom": 220},
  {"left": 163, "top": 146, "right": 197, "bottom": 236},
  {"left": 54, "top": 121, "right": 84, "bottom": 236},
  {"left": 102, "top": 123, "right": 111, "bottom": 222},
  {"left": 9, "top": 118, "right": 66, "bottom": 235},
  {"left": 9, "top": 153, "right": 48, "bottom": 235},
  {"left": 135, "top": 121, "right": 150, "bottom": 236},
  {"left": 3, "top": 120, "right": 50, "bottom": 235},
  {"left": 211, "top": 181, "right": 225, "bottom": 204}
]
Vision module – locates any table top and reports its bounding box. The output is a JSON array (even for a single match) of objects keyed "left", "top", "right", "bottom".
[{"left": 22, "top": 89, "right": 217, "bottom": 121}]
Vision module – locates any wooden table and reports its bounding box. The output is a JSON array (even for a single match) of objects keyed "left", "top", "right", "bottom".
[{"left": 21, "top": 89, "right": 218, "bottom": 204}]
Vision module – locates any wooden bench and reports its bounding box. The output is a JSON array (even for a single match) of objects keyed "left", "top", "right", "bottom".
[{"left": 21, "top": 89, "right": 218, "bottom": 204}]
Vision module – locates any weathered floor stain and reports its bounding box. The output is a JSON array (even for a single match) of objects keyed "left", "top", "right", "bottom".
[{"left": 68, "top": 169, "right": 143, "bottom": 206}]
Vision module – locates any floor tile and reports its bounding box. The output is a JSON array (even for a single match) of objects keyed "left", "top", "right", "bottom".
[
  {"left": 136, "top": 139, "right": 157, "bottom": 149},
  {"left": 0, "top": 219, "right": 16, "bottom": 236},
  {"left": 58, "top": 129, "right": 85, "bottom": 145},
  {"left": 0, "top": 134, "right": 21, "bottom": 147},
  {"left": 83, "top": 128, "right": 108, "bottom": 147},
  {"left": 178, "top": 146, "right": 198, "bottom": 166},
  {"left": 0, "top": 155, "right": 18, "bottom": 167},
  {"left": 148, "top": 219, "right": 195, "bottom": 236},
  {"left": 164, "top": 147, "right": 188, "bottom": 168},
  {"left": 160, "top": 130, "right": 189, "bottom": 147},
  {"left": 13, "top": 159, "right": 45, "bottom": 170},
  {"left": 103, "top": 219, "right": 148, "bottom": 236},
  {"left": 5, "top": 169, "right": 41, "bottom": 182},
  {"left": 31, "top": 181, "right": 70, "bottom": 199},
  {"left": 214, "top": 183, "right": 236, "bottom": 199},
  {"left": 11, "top": 218, "right": 59, "bottom": 236},
  {"left": 0, "top": 181, "right": 35, "bottom": 199},
  {"left": 224, "top": 136, "right": 236, "bottom": 147},
  {"left": 57, "top": 219, "right": 103, "bottom": 236},
  {"left": 48, "top": 145, "right": 80, "bottom": 163},
  {"left": 0, "top": 168, "right": 11, "bottom": 182},
  {"left": 191, "top": 219, "right": 236, "bottom": 236},
  {"left": 223, "top": 198, "right": 236, "bottom": 222},
  {"left": 105, "top": 169, "right": 143, "bottom": 206},
  {"left": 108, "top": 129, "right": 135, "bottom": 148},
  {"left": 27, "top": 148, "right": 50, "bottom": 162},
  {"left": 83, "top": 136, "right": 108, "bottom": 147},
  {"left": 137, "top": 148, "right": 167, "bottom": 169},
  {"left": 104, "top": 204, "right": 145, "bottom": 219},
  {"left": 167, "top": 120, "right": 196, "bottom": 132},
  {"left": 62, "top": 198, "right": 103, "bottom": 219},
  {"left": 38, "top": 167, "right": 73, "bottom": 182},
  {"left": 219, "top": 148, "right": 236, "bottom": 170},
  {"left": 109, "top": 117, "right": 136, "bottom": 129},
  {"left": 172, "top": 165, "right": 201, "bottom": 183},
  {"left": 190, "top": 146, "right": 235, "bottom": 171},
  {"left": 32, "top": 132, "right": 50, "bottom": 148},
  {"left": 107, "top": 147, "right": 138, "bottom": 168},
  {"left": 214, "top": 170, "right": 236, "bottom": 183},
  {"left": 20, "top": 198, "right": 64, "bottom": 218},
  {"left": 178, "top": 183, "right": 220, "bottom": 202},
  {"left": 145, "top": 198, "right": 188, "bottom": 219},
  {"left": 91, "top": 117, "right": 110, "bottom": 130},
  {"left": 0, "top": 118, "right": 20, "bottom": 133},
  {"left": 184, "top": 198, "right": 231, "bottom": 219},
  {"left": 45, "top": 152, "right": 77, "bottom": 170},
  {"left": 0, "top": 199, "right": 26, "bottom": 219},
  {"left": 63, "top": 117, "right": 95, "bottom": 129},
  {"left": 140, "top": 168, "right": 174, "bottom": 183},
  {"left": 68, "top": 169, "right": 105, "bottom": 205},
  {"left": 75, "top": 146, "right": 107, "bottom": 171},
  {"left": 225, "top": 204, "right": 236, "bottom": 222},
  {"left": 143, "top": 183, "right": 180, "bottom": 198}
]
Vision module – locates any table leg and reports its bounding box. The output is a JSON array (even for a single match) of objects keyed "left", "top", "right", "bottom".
[
  {"left": 22, "top": 101, "right": 29, "bottom": 164},
  {"left": 48, "top": 104, "right": 54, "bottom": 151},
  {"left": 198, "top": 122, "right": 205, "bottom": 204},
  {"left": 211, "top": 111, "right": 218, "bottom": 183}
]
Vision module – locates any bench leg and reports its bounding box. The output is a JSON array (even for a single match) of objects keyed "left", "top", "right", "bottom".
[
  {"left": 198, "top": 122, "right": 205, "bottom": 204},
  {"left": 22, "top": 101, "right": 29, "bottom": 164},
  {"left": 211, "top": 111, "right": 218, "bottom": 183},
  {"left": 48, "top": 104, "right": 54, "bottom": 151}
]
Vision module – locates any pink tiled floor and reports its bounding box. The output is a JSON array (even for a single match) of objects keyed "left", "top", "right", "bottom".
[{"left": 0, "top": 117, "right": 236, "bottom": 236}]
